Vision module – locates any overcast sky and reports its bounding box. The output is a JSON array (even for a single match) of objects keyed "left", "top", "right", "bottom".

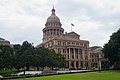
[{"left": 0, "top": 0, "right": 120, "bottom": 47}]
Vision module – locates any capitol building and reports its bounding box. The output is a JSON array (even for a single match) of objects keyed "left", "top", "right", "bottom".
[{"left": 37, "top": 7, "right": 104, "bottom": 69}]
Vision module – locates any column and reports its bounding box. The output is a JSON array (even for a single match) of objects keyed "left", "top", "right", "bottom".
[
  {"left": 78, "top": 61, "right": 81, "bottom": 68},
  {"left": 58, "top": 29, "right": 60, "bottom": 35},
  {"left": 69, "top": 61, "right": 71, "bottom": 68},
  {"left": 74, "top": 61, "right": 76, "bottom": 68},
  {"left": 69, "top": 48, "right": 71, "bottom": 60},
  {"left": 60, "top": 30, "right": 61, "bottom": 35},
  {"left": 49, "top": 29, "right": 50, "bottom": 36},
  {"left": 74, "top": 48, "right": 76, "bottom": 59},
  {"left": 56, "top": 29, "right": 58, "bottom": 35},
  {"left": 51, "top": 29, "right": 53, "bottom": 36},
  {"left": 69, "top": 48, "right": 71, "bottom": 68}
]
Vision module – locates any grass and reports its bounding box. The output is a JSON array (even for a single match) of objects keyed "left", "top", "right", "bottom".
[{"left": 10, "top": 70, "right": 120, "bottom": 80}]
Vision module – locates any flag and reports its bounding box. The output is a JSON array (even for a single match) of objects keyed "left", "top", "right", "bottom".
[{"left": 71, "top": 23, "right": 74, "bottom": 26}]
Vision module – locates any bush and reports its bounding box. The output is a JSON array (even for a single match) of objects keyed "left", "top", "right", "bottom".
[{"left": 0, "top": 70, "right": 16, "bottom": 77}]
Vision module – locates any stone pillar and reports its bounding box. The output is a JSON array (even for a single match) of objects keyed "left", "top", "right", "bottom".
[
  {"left": 78, "top": 61, "right": 81, "bottom": 68},
  {"left": 58, "top": 30, "right": 60, "bottom": 35},
  {"left": 74, "top": 61, "right": 76, "bottom": 68},
  {"left": 74, "top": 48, "right": 76, "bottom": 59},
  {"left": 49, "top": 29, "right": 50, "bottom": 36},
  {"left": 69, "top": 48, "right": 71, "bottom": 60},
  {"left": 68, "top": 48, "right": 71, "bottom": 68},
  {"left": 60, "top": 30, "right": 62, "bottom": 35},
  {"left": 51, "top": 29, "right": 53, "bottom": 36},
  {"left": 69, "top": 61, "right": 71, "bottom": 68},
  {"left": 45, "top": 30, "right": 46, "bottom": 36},
  {"left": 54, "top": 29, "right": 56, "bottom": 35}
]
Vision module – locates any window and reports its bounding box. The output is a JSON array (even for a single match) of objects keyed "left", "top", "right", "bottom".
[
  {"left": 92, "top": 59, "right": 94, "bottom": 62},
  {"left": 58, "top": 41, "right": 61, "bottom": 46},
  {"left": 85, "top": 56, "right": 88, "bottom": 60},
  {"left": 76, "top": 55, "right": 78, "bottom": 59},
  {"left": 75, "top": 49, "right": 78, "bottom": 54},
  {"left": 76, "top": 43, "right": 79, "bottom": 45},
  {"left": 85, "top": 50, "right": 87, "bottom": 54},
  {"left": 67, "top": 48, "right": 69, "bottom": 53},
  {"left": 81, "top": 55, "right": 83, "bottom": 59},
  {"left": 72, "top": 42, "right": 75, "bottom": 45},
  {"left": 78, "top": 49, "right": 82, "bottom": 54},
  {"left": 63, "top": 41, "right": 66, "bottom": 46},
  {"left": 68, "top": 55, "right": 69, "bottom": 59},
  {"left": 58, "top": 49, "right": 61, "bottom": 53},
  {"left": 70, "top": 48, "right": 74, "bottom": 54},
  {"left": 63, "top": 49, "right": 66, "bottom": 53},
  {"left": 72, "top": 55, "right": 74, "bottom": 59},
  {"left": 67, "top": 42, "right": 70, "bottom": 45}
]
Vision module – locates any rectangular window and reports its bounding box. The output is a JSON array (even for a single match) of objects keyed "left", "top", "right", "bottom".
[
  {"left": 68, "top": 55, "right": 69, "bottom": 59},
  {"left": 63, "top": 41, "right": 66, "bottom": 46},
  {"left": 75, "top": 48, "right": 78, "bottom": 54},
  {"left": 76, "top": 55, "right": 78, "bottom": 59},
  {"left": 72, "top": 55, "right": 74, "bottom": 59},
  {"left": 70, "top": 48, "right": 74, "bottom": 54},
  {"left": 85, "top": 56, "right": 88, "bottom": 60},
  {"left": 78, "top": 49, "right": 82, "bottom": 54},
  {"left": 63, "top": 49, "right": 66, "bottom": 53},
  {"left": 81, "top": 55, "right": 83, "bottom": 59},
  {"left": 67, "top": 48, "right": 69, "bottom": 53}
]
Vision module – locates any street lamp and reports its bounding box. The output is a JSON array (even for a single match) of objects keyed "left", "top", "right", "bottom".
[
  {"left": 98, "top": 56, "right": 109, "bottom": 72},
  {"left": 23, "top": 66, "right": 26, "bottom": 80},
  {"left": 98, "top": 54, "right": 102, "bottom": 72},
  {"left": 98, "top": 57, "right": 101, "bottom": 72}
]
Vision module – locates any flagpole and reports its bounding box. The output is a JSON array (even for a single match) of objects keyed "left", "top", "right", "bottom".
[
  {"left": 71, "top": 25, "right": 72, "bottom": 32},
  {"left": 71, "top": 23, "right": 74, "bottom": 32}
]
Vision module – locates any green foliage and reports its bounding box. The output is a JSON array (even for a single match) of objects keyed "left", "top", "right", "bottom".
[
  {"left": 0, "top": 45, "right": 14, "bottom": 69},
  {"left": 0, "top": 41, "right": 64, "bottom": 71},
  {"left": 103, "top": 29, "right": 120, "bottom": 67},
  {"left": 0, "top": 70, "right": 16, "bottom": 77}
]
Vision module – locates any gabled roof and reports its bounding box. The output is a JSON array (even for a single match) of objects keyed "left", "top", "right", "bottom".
[{"left": 66, "top": 31, "right": 80, "bottom": 36}]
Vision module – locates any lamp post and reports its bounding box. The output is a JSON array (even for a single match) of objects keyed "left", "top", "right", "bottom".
[
  {"left": 98, "top": 58, "right": 101, "bottom": 72},
  {"left": 98, "top": 55, "right": 102, "bottom": 72},
  {"left": 98, "top": 56, "right": 109, "bottom": 72}
]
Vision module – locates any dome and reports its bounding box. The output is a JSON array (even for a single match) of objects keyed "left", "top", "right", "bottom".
[
  {"left": 47, "top": 15, "right": 60, "bottom": 22},
  {"left": 46, "top": 8, "right": 60, "bottom": 23}
]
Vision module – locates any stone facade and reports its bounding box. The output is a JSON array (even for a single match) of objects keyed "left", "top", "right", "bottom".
[
  {"left": 0, "top": 37, "right": 11, "bottom": 46},
  {"left": 37, "top": 7, "right": 104, "bottom": 69},
  {"left": 89, "top": 46, "right": 104, "bottom": 70}
]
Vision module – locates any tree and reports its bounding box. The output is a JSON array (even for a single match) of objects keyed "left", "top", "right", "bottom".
[
  {"left": 47, "top": 50, "right": 64, "bottom": 70},
  {"left": 13, "top": 41, "right": 35, "bottom": 70},
  {"left": 34, "top": 47, "right": 51, "bottom": 70},
  {"left": 103, "top": 28, "right": 120, "bottom": 68},
  {"left": 20, "top": 41, "right": 35, "bottom": 70},
  {"left": 0, "top": 45, "right": 14, "bottom": 70},
  {"left": 13, "top": 44, "right": 22, "bottom": 70},
  {"left": 0, "top": 41, "right": 65, "bottom": 71}
]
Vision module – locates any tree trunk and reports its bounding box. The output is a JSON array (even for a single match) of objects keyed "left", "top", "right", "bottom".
[
  {"left": 37, "top": 67, "right": 39, "bottom": 71},
  {"left": 26, "top": 66, "right": 30, "bottom": 71},
  {"left": 52, "top": 66, "right": 54, "bottom": 71}
]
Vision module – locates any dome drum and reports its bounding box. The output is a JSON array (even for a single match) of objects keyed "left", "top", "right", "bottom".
[
  {"left": 45, "top": 22, "right": 62, "bottom": 27},
  {"left": 43, "top": 27, "right": 64, "bottom": 32}
]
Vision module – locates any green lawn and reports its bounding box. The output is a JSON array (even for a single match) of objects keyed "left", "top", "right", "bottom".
[{"left": 10, "top": 70, "right": 120, "bottom": 80}]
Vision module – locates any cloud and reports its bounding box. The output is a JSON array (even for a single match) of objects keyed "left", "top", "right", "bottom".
[{"left": 0, "top": 0, "right": 120, "bottom": 47}]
